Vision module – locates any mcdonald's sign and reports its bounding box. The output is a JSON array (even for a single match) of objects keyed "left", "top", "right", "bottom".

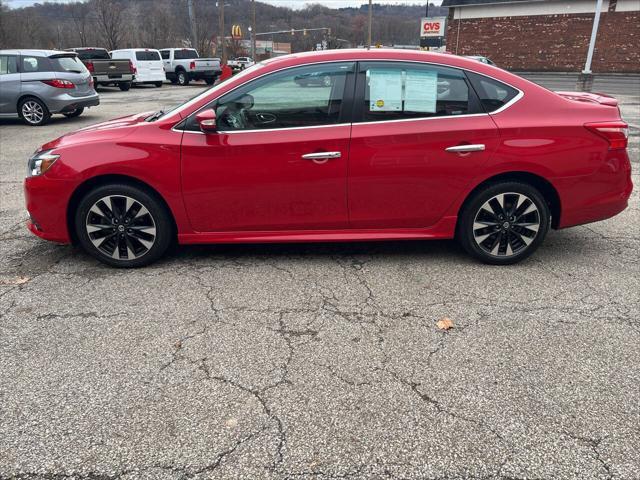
[{"left": 231, "top": 25, "right": 242, "bottom": 39}]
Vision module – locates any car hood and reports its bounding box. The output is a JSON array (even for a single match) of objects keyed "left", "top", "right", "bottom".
[{"left": 40, "top": 111, "right": 154, "bottom": 151}]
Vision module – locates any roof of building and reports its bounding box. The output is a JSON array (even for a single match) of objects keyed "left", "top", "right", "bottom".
[{"left": 441, "top": 0, "right": 545, "bottom": 7}]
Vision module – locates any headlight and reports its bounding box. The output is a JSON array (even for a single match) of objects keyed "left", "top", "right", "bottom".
[{"left": 27, "top": 150, "right": 59, "bottom": 177}]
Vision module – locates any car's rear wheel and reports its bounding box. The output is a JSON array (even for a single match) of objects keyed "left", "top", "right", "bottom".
[
  {"left": 154, "top": 82, "right": 163, "bottom": 88},
  {"left": 205, "top": 77, "right": 215, "bottom": 85},
  {"left": 74, "top": 183, "right": 174, "bottom": 268},
  {"left": 457, "top": 182, "right": 550, "bottom": 265},
  {"left": 19, "top": 97, "right": 51, "bottom": 126},
  {"left": 119, "top": 82, "right": 131, "bottom": 91},
  {"left": 63, "top": 107, "right": 84, "bottom": 118},
  {"left": 177, "top": 71, "right": 189, "bottom": 86}
]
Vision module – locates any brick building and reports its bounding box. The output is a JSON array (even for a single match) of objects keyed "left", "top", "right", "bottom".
[{"left": 442, "top": 0, "right": 640, "bottom": 73}]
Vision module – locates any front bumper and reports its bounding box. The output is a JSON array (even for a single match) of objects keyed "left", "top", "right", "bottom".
[
  {"left": 24, "top": 174, "right": 73, "bottom": 244},
  {"left": 48, "top": 93, "right": 100, "bottom": 114}
]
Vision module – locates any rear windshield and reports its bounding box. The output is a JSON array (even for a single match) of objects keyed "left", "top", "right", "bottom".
[
  {"left": 174, "top": 49, "right": 198, "bottom": 60},
  {"left": 136, "top": 51, "right": 161, "bottom": 61},
  {"left": 75, "top": 49, "right": 110, "bottom": 60},
  {"left": 50, "top": 56, "right": 87, "bottom": 74}
]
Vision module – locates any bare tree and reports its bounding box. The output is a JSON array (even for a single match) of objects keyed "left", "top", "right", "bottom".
[
  {"left": 93, "top": 0, "right": 125, "bottom": 51},
  {"left": 68, "top": 2, "right": 93, "bottom": 47}
]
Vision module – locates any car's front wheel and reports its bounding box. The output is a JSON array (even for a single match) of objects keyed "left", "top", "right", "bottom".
[
  {"left": 119, "top": 82, "right": 131, "bottom": 91},
  {"left": 19, "top": 97, "right": 51, "bottom": 126},
  {"left": 74, "top": 183, "right": 174, "bottom": 268},
  {"left": 177, "top": 71, "right": 189, "bottom": 86},
  {"left": 457, "top": 182, "right": 550, "bottom": 265}
]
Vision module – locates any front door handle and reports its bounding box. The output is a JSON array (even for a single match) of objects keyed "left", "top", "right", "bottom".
[
  {"left": 302, "top": 151, "right": 342, "bottom": 160},
  {"left": 445, "top": 144, "right": 486, "bottom": 153}
]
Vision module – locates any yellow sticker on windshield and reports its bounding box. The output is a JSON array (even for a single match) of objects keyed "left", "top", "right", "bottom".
[{"left": 376, "top": 99, "right": 384, "bottom": 108}]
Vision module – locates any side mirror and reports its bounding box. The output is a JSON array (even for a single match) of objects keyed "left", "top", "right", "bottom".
[{"left": 196, "top": 109, "right": 217, "bottom": 133}]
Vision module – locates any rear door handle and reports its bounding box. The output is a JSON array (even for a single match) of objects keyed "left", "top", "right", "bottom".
[
  {"left": 445, "top": 144, "right": 485, "bottom": 153},
  {"left": 302, "top": 151, "right": 342, "bottom": 160}
]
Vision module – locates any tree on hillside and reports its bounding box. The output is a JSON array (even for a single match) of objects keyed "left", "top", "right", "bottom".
[{"left": 94, "top": 0, "right": 125, "bottom": 50}]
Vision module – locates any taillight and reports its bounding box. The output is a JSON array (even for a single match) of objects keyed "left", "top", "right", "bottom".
[
  {"left": 41, "top": 79, "right": 75, "bottom": 89},
  {"left": 85, "top": 61, "right": 94, "bottom": 73},
  {"left": 129, "top": 60, "right": 137, "bottom": 74},
  {"left": 585, "top": 121, "right": 629, "bottom": 150},
  {"left": 88, "top": 76, "right": 94, "bottom": 88},
  {"left": 189, "top": 61, "right": 196, "bottom": 70}
]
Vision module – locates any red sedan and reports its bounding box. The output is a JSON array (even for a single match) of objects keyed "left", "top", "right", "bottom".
[{"left": 24, "top": 49, "right": 632, "bottom": 267}]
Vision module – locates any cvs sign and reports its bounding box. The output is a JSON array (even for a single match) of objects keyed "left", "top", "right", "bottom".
[{"left": 420, "top": 16, "right": 446, "bottom": 38}]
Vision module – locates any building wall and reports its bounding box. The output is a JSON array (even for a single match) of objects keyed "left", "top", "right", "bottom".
[{"left": 446, "top": 7, "right": 640, "bottom": 72}]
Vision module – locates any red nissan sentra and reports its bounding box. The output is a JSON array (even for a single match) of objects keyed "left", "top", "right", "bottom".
[{"left": 24, "top": 49, "right": 632, "bottom": 267}]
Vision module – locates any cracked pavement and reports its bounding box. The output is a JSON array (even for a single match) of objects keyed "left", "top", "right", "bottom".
[{"left": 1, "top": 80, "right": 639, "bottom": 479}]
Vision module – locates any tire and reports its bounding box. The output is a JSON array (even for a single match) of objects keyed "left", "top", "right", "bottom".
[
  {"left": 74, "top": 183, "right": 174, "bottom": 268},
  {"left": 154, "top": 82, "right": 163, "bottom": 88},
  {"left": 205, "top": 77, "right": 215, "bottom": 85},
  {"left": 177, "top": 70, "right": 189, "bottom": 86},
  {"left": 63, "top": 107, "right": 84, "bottom": 118},
  {"left": 169, "top": 77, "right": 178, "bottom": 84},
  {"left": 457, "top": 181, "right": 550, "bottom": 265},
  {"left": 119, "top": 82, "right": 131, "bottom": 91},
  {"left": 19, "top": 97, "right": 51, "bottom": 126}
]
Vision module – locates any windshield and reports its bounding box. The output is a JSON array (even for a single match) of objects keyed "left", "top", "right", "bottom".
[
  {"left": 76, "top": 49, "right": 110, "bottom": 60},
  {"left": 174, "top": 49, "right": 198, "bottom": 60},
  {"left": 51, "top": 56, "right": 88, "bottom": 73}
]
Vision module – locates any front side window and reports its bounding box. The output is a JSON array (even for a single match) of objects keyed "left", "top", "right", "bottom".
[
  {"left": 188, "top": 62, "right": 354, "bottom": 132},
  {"left": 466, "top": 71, "right": 519, "bottom": 112},
  {"left": 358, "top": 62, "right": 472, "bottom": 122},
  {"left": 0, "top": 55, "right": 18, "bottom": 75},
  {"left": 136, "top": 51, "right": 161, "bottom": 61},
  {"left": 160, "top": 50, "right": 169, "bottom": 60}
]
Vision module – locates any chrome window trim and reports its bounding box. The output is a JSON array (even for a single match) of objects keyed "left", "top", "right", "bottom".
[
  {"left": 172, "top": 122, "right": 352, "bottom": 135},
  {"left": 169, "top": 57, "right": 524, "bottom": 132}
]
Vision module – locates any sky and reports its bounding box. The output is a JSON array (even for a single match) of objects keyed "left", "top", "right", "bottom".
[{"left": 5, "top": 0, "right": 443, "bottom": 9}]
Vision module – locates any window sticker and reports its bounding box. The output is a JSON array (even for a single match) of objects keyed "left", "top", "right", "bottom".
[
  {"left": 404, "top": 70, "right": 438, "bottom": 113},
  {"left": 368, "top": 69, "right": 403, "bottom": 112}
]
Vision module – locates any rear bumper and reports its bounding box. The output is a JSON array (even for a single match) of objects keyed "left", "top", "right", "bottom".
[
  {"left": 556, "top": 149, "right": 633, "bottom": 228},
  {"left": 189, "top": 71, "right": 220, "bottom": 79},
  {"left": 48, "top": 93, "right": 100, "bottom": 114},
  {"left": 94, "top": 74, "right": 134, "bottom": 83},
  {"left": 133, "top": 72, "right": 166, "bottom": 84}
]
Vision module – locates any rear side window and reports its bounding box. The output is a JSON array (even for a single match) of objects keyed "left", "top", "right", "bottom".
[
  {"left": 174, "top": 49, "right": 198, "bottom": 60},
  {"left": 0, "top": 55, "right": 18, "bottom": 74},
  {"left": 357, "top": 62, "right": 472, "bottom": 123},
  {"left": 75, "top": 49, "right": 110, "bottom": 60},
  {"left": 50, "top": 56, "right": 87, "bottom": 74},
  {"left": 466, "top": 72, "right": 519, "bottom": 112},
  {"left": 135, "top": 51, "right": 161, "bottom": 61},
  {"left": 21, "top": 56, "right": 51, "bottom": 73},
  {"left": 160, "top": 50, "right": 169, "bottom": 60}
]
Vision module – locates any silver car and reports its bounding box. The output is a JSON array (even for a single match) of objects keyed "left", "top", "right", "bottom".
[{"left": 0, "top": 49, "right": 99, "bottom": 126}]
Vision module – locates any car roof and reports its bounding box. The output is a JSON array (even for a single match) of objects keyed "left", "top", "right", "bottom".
[
  {"left": 111, "top": 48, "right": 162, "bottom": 52},
  {"left": 0, "top": 49, "right": 75, "bottom": 57}
]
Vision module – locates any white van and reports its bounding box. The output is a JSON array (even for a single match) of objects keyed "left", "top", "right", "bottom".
[{"left": 110, "top": 49, "right": 166, "bottom": 87}]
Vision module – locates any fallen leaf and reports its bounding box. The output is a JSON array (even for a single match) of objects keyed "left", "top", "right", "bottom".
[
  {"left": 0, "top": 276, "right": 30, "bottom": 286},
  {"left": 436, "top": 317, "right": 454, "bottom": 330}
]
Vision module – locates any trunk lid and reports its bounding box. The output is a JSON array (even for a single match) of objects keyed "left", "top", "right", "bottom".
[{"left": 555, "top": 91, "right": 619, "bottom": 107}]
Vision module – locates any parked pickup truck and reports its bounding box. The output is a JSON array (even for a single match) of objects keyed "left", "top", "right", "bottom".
[
  {"left": 66, "top": 47, "right": 134, "bottom": 91},
  {"left": 159, "top": 48, "right": 221, "bottom": 86},
  {"left": 227, "top": 57, "right": 255, "bottom": 71}
]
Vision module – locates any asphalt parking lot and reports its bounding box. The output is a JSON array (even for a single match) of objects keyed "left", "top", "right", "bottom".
[{"left": 1, "top": 79, "right": 639, "bottom": 479}]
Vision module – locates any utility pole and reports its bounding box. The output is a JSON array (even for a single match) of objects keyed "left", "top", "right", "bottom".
[
  {"left": 579, "top": 0, "right": 603, "bottom": 91},
  {"left": 251, "top": 0, "right": 257, "bottom": 60},
  {"left": 367, "top": 0, "right": 372, "bottom": 48},
  {"left": 187, "top": 0, "right": 198, "bottom": 49},
  {"left": 218, "top": 0, "right": 227, "bottom": 64}
]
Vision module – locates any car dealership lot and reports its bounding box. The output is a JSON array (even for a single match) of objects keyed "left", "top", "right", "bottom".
[{"left": 1, "top": 81, "right": 639, "bottom": 478}]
